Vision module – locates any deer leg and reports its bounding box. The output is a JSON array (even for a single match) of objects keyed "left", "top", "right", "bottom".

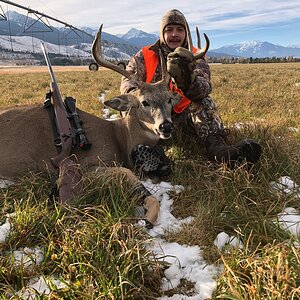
[
  {"left": 57, "top": 155, "right": 83, "bottom": 204},
  {"left": 95, "top": 167, "right": 160, "bottom": 228},
  {"left": 117, "top": 167, "right": 160, "bottom": 228},
  {"left": 143, "top": 195, "right": 160, "bottom": 227}
]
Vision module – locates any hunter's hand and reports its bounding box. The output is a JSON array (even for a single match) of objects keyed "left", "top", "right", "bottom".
[{"left": 167, "top": 47, "right": 196, "bottom": 91}]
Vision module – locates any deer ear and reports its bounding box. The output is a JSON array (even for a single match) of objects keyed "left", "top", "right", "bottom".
[{"left": 104, "top": 94, "right": 139, "bottom": 111}]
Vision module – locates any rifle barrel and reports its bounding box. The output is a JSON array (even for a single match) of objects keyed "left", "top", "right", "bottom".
[{"left": 41, "top": 42, "right": 56, "bottom": 83}]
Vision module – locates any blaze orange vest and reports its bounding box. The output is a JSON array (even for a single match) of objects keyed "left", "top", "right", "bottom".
[{"left": 142, "top": 46, "right": 197, "bottom": 114}]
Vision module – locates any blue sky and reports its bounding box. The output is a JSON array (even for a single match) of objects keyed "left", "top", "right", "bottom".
[{"left": 4, "top": 0, "right": 300, "bottom": 48}]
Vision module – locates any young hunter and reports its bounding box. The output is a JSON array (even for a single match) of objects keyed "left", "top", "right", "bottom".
[{"left": 121, "top": 9, "right": 261, "bottom": 173}]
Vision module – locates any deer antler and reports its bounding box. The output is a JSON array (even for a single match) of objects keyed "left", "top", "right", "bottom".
[
  {"left": 194, "top": 26, "right": 210, "bottom": 60},
  {"left": 92, "top": 24, "right": 133, "bottom": 79},
  {"left": 158, "top": 48, "right": 171, "bottom": 85},
  {"left": 185, "top": 18, "right": 194, "bottom": 53},
  {"left": 196, "top": 27, "right": 201, "bottom": 48},
  {"left": 185, "top": 23, "right": 210, "bottom": 60}
]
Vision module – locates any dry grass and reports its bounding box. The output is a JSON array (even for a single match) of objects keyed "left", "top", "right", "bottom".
[
  {"left": 1, "top": 62, "right": 300, "bottom": 298},
  {"left": 211, "top": 63, "right": 300, "bottom": 127},
  {"left": 0, "top": 67, "right": 121, "bottom": 114}
]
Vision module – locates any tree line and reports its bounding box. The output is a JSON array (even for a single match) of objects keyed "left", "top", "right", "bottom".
[{"left": 207, "top": 56, "right": 300, "bottom": 64}]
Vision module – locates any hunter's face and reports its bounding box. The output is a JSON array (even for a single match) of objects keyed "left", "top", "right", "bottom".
[{"left": 164, "top": 24, "right": 186, "bottom": 50}]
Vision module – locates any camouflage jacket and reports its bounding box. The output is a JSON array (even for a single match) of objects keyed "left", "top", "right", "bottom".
[{"left": 120, "top": 40, "right": 212, "bottom": 103}]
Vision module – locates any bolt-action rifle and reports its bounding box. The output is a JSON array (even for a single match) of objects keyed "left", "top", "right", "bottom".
[
  {"left": 41, "top": 42, "right": 73, "bottom": 168},
  {"left": 41, "top": 42, "right": 82, "bottom": 203}
]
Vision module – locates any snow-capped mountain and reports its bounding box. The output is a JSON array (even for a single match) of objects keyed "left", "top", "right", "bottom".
[
  {"left": 288, "top": 44, "right": 300, "bottom": 48},
  {"left": 0, "top": 34, "right": 131, "bottom": 62},
  {"left": 0, "top": 11, "right": 139, "bottom": 59},
  {"left": 119, "top": 28, "right": 158, "bottom": 47},
  {"left": 0, "top": 11, "right": 92, "bottom": 46},
  {"left": 6, "top": 11, "right": 28, "bottom": 27},
  {"left": 212, "top": 40, "right": 300, "bottom": 58},
  {"left": 1, "top": 10, "right": 300, "bottom": 62}
]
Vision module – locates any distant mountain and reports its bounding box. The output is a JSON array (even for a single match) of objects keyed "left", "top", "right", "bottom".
[
  {"left": 206, "top": 50, "right": 233, "bottom": 58},
  {"left": 1, "top": 11, "right": 92, "bottom": 46},
  {"left": 119, "top": 28, "right": 158, "bottom": 47},
  {"left": 0, "top": 34, "right": 133, "bottom": 63},
  {"left": 2, "top": 10, "right": 300, "bottom": 63},
  {"left": 288, "top": 44, "right": 300, "bottom": 48},
  {"left": 81, "top": 26, "right": 135, "bottom": 45},
  {"left": 212, "top": 41, "right": 300, "bottom": 58}
]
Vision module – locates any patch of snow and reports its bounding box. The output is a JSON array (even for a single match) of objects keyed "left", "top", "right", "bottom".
[
  {"left": 0, "top": 35, "right": 88, "bottom": 57},
  {"left": 13, "top": 246, "right": 44, "bottom": 269},
  {"left": 214, "top": 232, "right": 244, "bottom": 250},
  {"left": 17, "top": 276, "right": 67, "bottom": 300},
  {"left": 0, "top": 179, "right": 15, "bottom": 188},
  {"left": 270, "top": 177, "right": 300, "bottom": 237},
  {"left": 270, "top": 176, "right": 300, "bottom": 198},
  {"left": 0, "top": 218, "right": 11, "bottom": 243},
  {"left": 276, "top": 207, "right": 300, "bottom": 236},
  {"left": 109, "top": 114, "right": 120, "bottom": 120},
  {"left": 142, "top": 180, "right": 220, "bottom": 299}
]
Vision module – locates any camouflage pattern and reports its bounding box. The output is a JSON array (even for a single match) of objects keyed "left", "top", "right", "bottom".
[
  {"left": 131, "top": 144, "right": 172, "bottom": 178},
  {"left": 120, "top": 10, "right": 224, "bottom": 142}
]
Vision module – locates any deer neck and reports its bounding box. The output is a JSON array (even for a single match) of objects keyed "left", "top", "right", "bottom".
[{"left": 115, "top": 111, "right": 160, "bottom": 167}]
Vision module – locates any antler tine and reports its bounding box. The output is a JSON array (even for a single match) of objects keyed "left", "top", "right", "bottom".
[
  {"left": 196, "top": 26, "right": 201, "bottom": 48},
  {"left": 92, "top": 24, "right": 133, "bottom": 79},
  {"left": 185, "top": 20, "right": 193, "bottom": 52},
  {"left": 158, "top": 48, "right": 170, "bottom": 85},
  {"left": 194, "top": 32, "right": 210, "bottom": 60}
]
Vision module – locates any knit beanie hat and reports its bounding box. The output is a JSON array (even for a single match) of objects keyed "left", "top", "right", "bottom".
[{"left": 160, "top": 9, "right": 189, "bottom": 47}]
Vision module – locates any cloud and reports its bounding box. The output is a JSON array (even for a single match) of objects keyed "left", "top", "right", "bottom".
[
  {"left": 5, "top": 0, "right": 300, "bottom": 47},
  {"left": 11, "top": 0, "right": 300, "bottom": 34}
]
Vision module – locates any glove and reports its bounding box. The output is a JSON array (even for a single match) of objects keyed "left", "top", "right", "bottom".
[
  {"left": 131, "top": 144, "right": 172, "bottom": 178},
  {"left": 167, "top": 47, "right": 196, "bottom": 91}
]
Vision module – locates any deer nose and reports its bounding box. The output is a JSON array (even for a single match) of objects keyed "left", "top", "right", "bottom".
[{"left": 159, "top": 121, "right": 173, "bottom": 134}]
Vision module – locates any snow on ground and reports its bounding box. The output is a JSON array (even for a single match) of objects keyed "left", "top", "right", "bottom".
[
  {"left": 214, "top": 232, "right": 244, "bottom": 250},
  {"left": 141, "top": 180, "right": 219, "bottom": 299},
  {"left": 99, "top": 90, "right": 120, "bottom": 120},
  {"left": 0, "top": 218, "right": 11, "bottom": 243},
  {"left": 277, "top": 207, "right": 300, "bottom": 236},
  {"left": 0, "top": 35, "right": 130, "bottom": 61},
  {"left": 270, "top": 176, "right": 300, "bottom": 235},
  {"left": 1, "top": 175, "right": 300, "bottom": 298},
  {"left": 13, "top": 246, "right": 44, "bottom": 269},
  {"left": 0, "top": 179, "right": 14, "bottom": 188},
  {"left": 0, "top": 35, "right": 88, "bottom": 57},
  {"left": 16, "top": 276, "right": 67, "bottom": 300},
  {"left": 232, "top": 121, "right": 299, "bottom": 133}
]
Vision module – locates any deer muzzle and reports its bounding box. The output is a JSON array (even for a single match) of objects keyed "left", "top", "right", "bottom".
[{"left": 158, "top": 121, "right": 173, "bottom": 139}]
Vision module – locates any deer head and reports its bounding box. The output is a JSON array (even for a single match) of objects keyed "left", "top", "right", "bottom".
[{"left": 92, "top": 24, "right": 180, "bottom": 140}]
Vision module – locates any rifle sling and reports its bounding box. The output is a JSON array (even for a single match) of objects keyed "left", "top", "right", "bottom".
[{"left": 44, "top": 94, "right": 91, "bottom": 154}]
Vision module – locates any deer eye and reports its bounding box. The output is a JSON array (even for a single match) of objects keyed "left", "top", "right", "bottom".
[{"left": 142, "top": 100, "right": 150, "bottom": 107}]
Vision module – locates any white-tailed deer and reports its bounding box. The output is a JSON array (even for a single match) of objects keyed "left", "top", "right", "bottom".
[{"left": 0, "top": 25, "right": 181, "bottom": 227}]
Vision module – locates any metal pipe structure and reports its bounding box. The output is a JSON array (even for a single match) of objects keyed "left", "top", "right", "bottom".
[{"left": 0, "top": 0, "right": 93, "bottom": 38}]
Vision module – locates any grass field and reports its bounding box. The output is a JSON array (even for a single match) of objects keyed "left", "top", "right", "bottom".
[{"left": 1, "top": 63, "right": 300, "bottom": 299}]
